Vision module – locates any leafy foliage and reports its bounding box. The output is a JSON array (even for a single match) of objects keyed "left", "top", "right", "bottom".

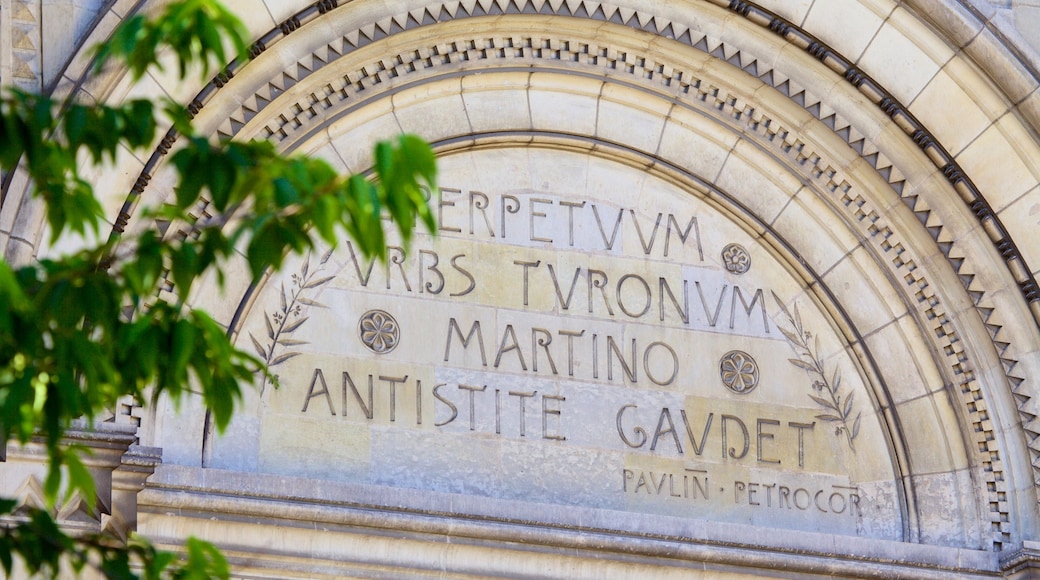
[
  {"left": 0, "top": 502, "right": 229, "bottom": 579},
  {"left": 0, "top": 0, "right": 437, "bottom": 577}
]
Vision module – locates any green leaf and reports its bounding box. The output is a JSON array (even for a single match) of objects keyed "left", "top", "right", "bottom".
[
  {"left": 312, "top": 194, "right": 338, "bottom": 244},
  {"left": 0, "top": 534, "right": 12, "bottom": 574},
  {"left": 100, "top": 548, "right": 134, "bottom": 580},
  {"left": 171, "top": 242, "right": 200, "bottom": 299},
  {"left": 273, "top": 177, "right": 299, "bottom": 207},
  {"left": 246, "top": 222, "right": 284, "bottom": 279},
  {"left": 64, "top": 105, "right": 88, "bottom": 146},
  {"left": 170, "top": 319, "right": 197, "bottom": 386},
  {"left": 183, "top": 537, "right": 230, "bottom": 579},
  {"left": 398, "top": 134, "right": 437, "bottom": 186},
  {"left": 64, "top": 449, "right": 97, "bottom": 510}
]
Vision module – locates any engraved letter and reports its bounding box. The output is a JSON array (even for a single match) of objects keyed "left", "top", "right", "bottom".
[
  {"left": 664, "top": 215, "right": 703, "bottom": 260},
  {"left": 829, "top": 492, "right": 847, "bottom": 514},
  {"left": 513, "top": 260, "right": 541, "bottom": 306},
  {"left": 386, "top": 246, "right": 413, "bottom": 291},
  {"left": 444, "top": 318, "right": 487, "bottom": 366},
  {"left": 419, "top": 250, "right": 444, "bottom": 294},
  {"left": 449, "top": 254, "right": 476, "bottom": 297},
  {"left": 560, "top": 200, "right": 585, "bottom": 246},
  {"left": 695, "top": 281, "right": 727, "bottom": 327},
  {"left": 343, "top": 372, "right": 374, "bottom": 419},
  {"left": 629, "top": 210, "right": 663, "bottom": 255},
  {"left": 495, "top": 324, "right": 528, "bottom": 370},
  {"left": 500, "top": 194, "right": 520, "bottom": 239},
  {"left": 650, "top": 407, "right": 683, "bottom": 453},
  {"left": 542, "top": 395, "right": 566, "bottom": 440},
  {"left": 788, "top": 421, "right": 816, "bottom": 468},
  {"left": 680, "top": 410, "right": 713, "bottom": 456},
  {"left": 302, "top": 368, "right": 336, "bottom": 415},
  {"left": 532, "top": 328, "right": 558, "bottom": 374},
  {"left": 558, "top": 329, "right": 585, "bottom": 377},
  {"left": 607, "top": 336, "right": 637, "bottom": 383},
  {"left": 458, "top": 384, "right": 487, "bottom": 430},
  {"left": 469, "top": 190, "right": 495, "bottom": 236},
  {"left": 730, "top": 287, "right": 770, "bottom": 333},
  {"left": 814, "top": 490, "right": 828, "bottom": 513},
  {"left": 530, "top": 198, "right": 553, "bottom": 243},
  {"left": 509, "top": 390, "right": 536, "bottom": 437},
  {"left": 591, "top": 204, "right": 624, "bottom": 250},
  {"left": 756, "top": 418, "right": 781, "bottom": 464},
  {"left": 659, "top": 277, "right": 689, "bottom": 324},
  {"left": 721, "top": 414, "right": 750, "bottom": 459},
  {"left": 547, "top": 264, "right": 581, "bottom": 310},
  {"left": 345, "top": 241, "right": 376, "bottom": 286},
  {"left": 644, "top": 341, "right": 679, "bottom": 386},
  {"left": 438, "top": 187, "right": 463, "bottom": 233},
  {"left": 684, "top": 468, "right": 709, "bottom": 499},
  {"left": 616, "top": 273, "right": 652, "bottom": 318},
  {"left": 588, "top": 269, "right": 615, "bottom": 315},
  {"left": 433, "top": 383, "right": 458, "bottom": 426},
  {"left": 616, "top": 404, "right": 647, "bottom": 448},
  {"left": 495, "top": 388, "right": 501, "bottom": 434},
  {"left": 416, "top": 379, "right": 423, "bottom": 425},
  {"left": 379, "top": 375, "right": 408, "bottom": 422}
]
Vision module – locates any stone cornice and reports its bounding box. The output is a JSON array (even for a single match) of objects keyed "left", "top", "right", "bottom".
[{"left": 139, "top": 464, "right": 1001, "bottom": 579}]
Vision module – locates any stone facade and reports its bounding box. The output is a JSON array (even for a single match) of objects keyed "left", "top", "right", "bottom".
[{"left": 5, "top": 0, "right": 1040, "bottom": 577}]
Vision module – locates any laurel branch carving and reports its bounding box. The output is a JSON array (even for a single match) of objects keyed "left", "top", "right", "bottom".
[
  {"left": 772, "top": 292, "right": 861, "bottom": 452},
  {"left": 250, "top": 250, "right": 335, "bottom": 395}
]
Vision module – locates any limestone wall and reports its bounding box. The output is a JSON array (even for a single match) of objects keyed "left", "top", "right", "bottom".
[{"left": 5, "top": 0, "right": 1040, "bottom": 577}]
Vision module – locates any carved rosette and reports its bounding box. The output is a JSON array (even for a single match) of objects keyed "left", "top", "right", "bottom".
[
  {"left": 719, "top": 350, "right": 759, "bottom": 394},
  {"left": 359, "top": 310, "right": 400, "bottom": 353},
  {"left": 721, "top": 243, "right": 751, "bottom": 275}
]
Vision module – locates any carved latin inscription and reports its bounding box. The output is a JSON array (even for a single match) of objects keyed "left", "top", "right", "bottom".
[{"left": 261, "top": 173, "right": 880, "bottom": 533}]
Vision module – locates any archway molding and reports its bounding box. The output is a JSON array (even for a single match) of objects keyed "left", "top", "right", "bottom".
[{"left": 4, "top": 0, "right": 1040, "bottom": 574}]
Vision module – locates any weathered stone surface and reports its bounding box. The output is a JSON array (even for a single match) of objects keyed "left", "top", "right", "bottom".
[{"left": 9, "top": 0, "right": 1040, "bottom": 576}]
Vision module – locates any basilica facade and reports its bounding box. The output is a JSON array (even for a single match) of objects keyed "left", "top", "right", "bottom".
[{"left": 5, "top": 0, "right": 1040, "bottom": 577}]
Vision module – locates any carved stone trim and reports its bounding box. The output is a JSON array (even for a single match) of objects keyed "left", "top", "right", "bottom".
[
  {"left": 1, "top": 427, "right": 160, "bottom": 540},
  {"left": 88, "top": 0, "right": 1028, "bottom": 549},
  {"left": 139, "top": 465, "right": 1002, "bottom": 579},
  {"left": 209, "top": 25, "right": 1007, "bottom": 545}
]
